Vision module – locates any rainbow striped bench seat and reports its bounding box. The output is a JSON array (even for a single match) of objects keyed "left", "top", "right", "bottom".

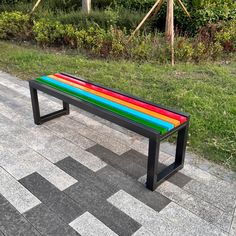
[{"left": 29, "top": 73, "right": 190, "bottom": 191}]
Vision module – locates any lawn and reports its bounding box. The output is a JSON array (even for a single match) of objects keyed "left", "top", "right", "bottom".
[{"left": 0, "top": 41, "right": 235, "bottom": 170}]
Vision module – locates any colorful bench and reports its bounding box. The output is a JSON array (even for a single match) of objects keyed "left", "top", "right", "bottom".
[{"left": 29, "top": 73, "right": 190, "bottom": 191}]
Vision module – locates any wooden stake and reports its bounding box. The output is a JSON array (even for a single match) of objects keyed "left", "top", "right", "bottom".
[
  {"left": 152, "top": 0, "right": 164, "bottom": 19},
  {"left": 31, "top": 0, "right": 42, "bottom": 14},
  {"left": 166, "top": 0, "right": 174, "bottom": 66},
  {"left": 128, "top": 0, "right": 162, "bottom": 42},
  {"left": 177, "top": 0, "right": 191, "bottom": 18}
]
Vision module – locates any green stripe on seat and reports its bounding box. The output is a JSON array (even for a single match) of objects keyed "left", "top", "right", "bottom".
[{"left": 36, "top": 77, "right": 167, "bottom": 134}]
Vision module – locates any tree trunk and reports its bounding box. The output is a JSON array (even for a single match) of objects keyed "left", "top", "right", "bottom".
[
  {"left": 82, "top": 0, "right": 91, "bottom": 14},
  {"left": 165, "top": 0, "right": 175, "bottom": 65}
]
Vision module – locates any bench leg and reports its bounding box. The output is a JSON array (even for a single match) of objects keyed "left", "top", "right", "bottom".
[
  {"left": 30, "top": 86, "right": 70, "bottom": 125},
  {"left": 175, "top": 124, "right": 189, "bottom": 167},
  {"left": 146, "top": 136, "right": 160, "bottom": 191},
  {"left": 146, "top": 123, "right": 189, "bottom": 191}
]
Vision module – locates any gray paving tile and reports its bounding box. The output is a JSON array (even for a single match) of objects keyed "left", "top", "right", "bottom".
[
  {"left": 154, "top": 181, "right": 190, "bottom": 203},
  {"left": 132, "top": 227, "right": 155, "bottom": 236},
  {"left": 184, "top": 179, "right": 236, "bottom": 212},
  {"left": 69, "top": 212, "right": 118, "bottom": 236},
  {"left": 51, "top": 139, "right": 107, "bottom": 172},
  {"left": 96, "top": 165, "right": 171, "bottom": 212},
  {"left": 69, "top": 110, "right": 134, "bottom": 144},
  {"left": 0, "top": 167, "right": 41, "bottom": 214},
  {"left": 0, "top": 148, "right": 77, "bottom": 191},
  {"left": 47, "top": 116, "right": 130, "bottom": 155},
  {"left": 215, "top": 211, "right": 234, "bottom": 233},
  {"left": 19, "top": 173, "right": 83, "bottom": 223},
  {"left": 47, "top": 225, "right": 80, "bottom": 236},
  {"left": 87, "top": 144, "right": 146, "bottom": 179},
  {"left": 64, "top": 179, "right": 140, "bottom": 235},
  {"left": 108, "top": 190, "right": 191, "bottom": 236},
  {"left": 160, "top": 202, "right": 227, "bottom": 236},
  {"left": 179, "top": 195, "right": 223, "bottom": 224},
  {"left": 230, "top": 211, "right": 236, "bottom": 236},
  {"left": 0, "top": 194, "right": 41, "bottom": 236},
  {"left": 24, "top": 203, "right": 79, "bottom": 236}
]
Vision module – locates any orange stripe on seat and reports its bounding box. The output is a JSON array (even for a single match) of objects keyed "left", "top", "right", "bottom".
[{"left": 49, "top": 75, "right": 180, "bottom": 127}]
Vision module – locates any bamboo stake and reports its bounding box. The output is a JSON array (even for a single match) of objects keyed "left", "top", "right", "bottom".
[
  {"left": 31, "top": 0, "right": 42, "bottom": 14},
  {"left": 128, "top": 0, "right": 162, "bottom": 42},
  {"left": 177, "top": 0, "right": 191, "bottom": 18}
]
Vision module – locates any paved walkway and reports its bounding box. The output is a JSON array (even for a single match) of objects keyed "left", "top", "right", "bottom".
[{"left": 0, "top": 71, "right": 235, "bottom": 236}]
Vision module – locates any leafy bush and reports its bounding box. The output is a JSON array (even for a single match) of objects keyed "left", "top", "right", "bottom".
[
  {"left": 0, "top": 11, "right": 32, "bottom": 40},
  {"left": 33, "top": 18, "right": 66, "bottom": 45}
]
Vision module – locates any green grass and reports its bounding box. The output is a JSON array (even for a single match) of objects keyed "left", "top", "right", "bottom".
[{"left": 0, "top": 41, "right": 235, "bottom": 170}]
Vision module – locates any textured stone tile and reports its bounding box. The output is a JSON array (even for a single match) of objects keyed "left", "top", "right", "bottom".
[
  {"left": 181, "top": 164, "right": 236, "bottom": 196},
  {"left": 132, "top": 227, "right": 155, "bottom": 236},
  {"left": 52, "top": 139, "right": 107, "bottom": 172},
  {"left": 0, "top": 101, "right": 25, "bottom": 122},
  {"left": 230, "top": 211, "right": 236, "bottom": 236},
  {"left": 0, "top": 194, "right": 41, "bottom": 236},
  {"left": 56, "top": 157, "right": 117, "bottom": 198},
  {"left": 48, "top": 117, "right": 130, "bottom": 155},
  {"left": 155, "top": 181, "right": 190, "bottom": 203},
  {"left": 215, "top": 211, "right": 234, "bottom": 233},
  {"left": 24, "top": 203, "right": 64, "bottom": 234},
  {"left": 45, "top": 116, "right": 95, "bottom": 150},
  {"left": 87, "top": 144, "right": 146, "bottom": 179},
  {"left": 65, "top": 179, "right": 140, "bottom": 235},
  {"left": 24, "top": 203, "right": 79, "bottom": 236},
  {"left": 184, "top": 179, "right": 236, "bottom": 212},
  {"left": 0, "top": 77, "right": 30, "bottom": 97},
  {"left": 180, "top": 196, "right": 223, "bottom": 224},
  {"left": 70, "top": 111, "right": 133, "bottom": 144},
  {"left": 0, "top": 148, "right": 77, "bottom": 191},
  {"left": 47, "top": 225, "right": 80, "bottom": 236},
  {"left": 19, "top": 173, "right": 83, "bottom": 223},
  {"left": 160, "top": 202, "right": 227, "bottom": 236},
  {"left": 108, "top": 190, "right": 191, "bottom": 236},
  {"left": 0, "top": 167, "right": 41, "bottom": 214},
  {"left": 69, "top": 212, "right": 118, "bottom": 236},
  {"left": 97, "top": 165, "right": 171, "bottom": 212}
]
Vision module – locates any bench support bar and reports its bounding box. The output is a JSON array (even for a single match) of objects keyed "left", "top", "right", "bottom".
[{"left": 30, "top": 86, "right": 70, "bottom": 125}]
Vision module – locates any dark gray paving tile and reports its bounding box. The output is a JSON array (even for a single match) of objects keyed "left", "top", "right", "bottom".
[
  {"left": 168, "top": 171, "right": 192, "bottom": 188},
  {"left": 56, "top": 156, "right": 117, "bottom": 198},
  {"left": 56, "top": 157, "right": 140, "bottom": 236},
  {"left": 87, "top": 144, "right": 146, "bottom": 179},
  {"left": 47, "top": 225, "right": 81, "bottom": 236},
  {"left": 19, "top": 173, "right": 83, "bottom": 223},
  {"left": 0, "top": 194, "right": 41, "bottom": 236},
  {"left": 97, "top": 165, "right": 171, "bottom": 212},
  {"left": 65, "top": 183, "right": 140, "bottom": 236},
  {"left": 24, "top": 204, "right": 80, "bottom": 236}
]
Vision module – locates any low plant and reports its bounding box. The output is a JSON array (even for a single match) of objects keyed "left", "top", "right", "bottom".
[{"left": 0, "top": 11, "right": 32, "bottom": 40}]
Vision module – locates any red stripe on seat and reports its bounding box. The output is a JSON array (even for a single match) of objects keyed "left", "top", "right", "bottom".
[{"left": 54, "top": 73, "right": 187, "bottom": 123}]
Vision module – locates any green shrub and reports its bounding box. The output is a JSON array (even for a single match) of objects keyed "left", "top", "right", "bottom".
[
  {"left": 33, "top": 18, "right": 66, "bottom": 45},
  {"left": 175, "top": 37, "right": 194, "bottom": 62},
  {"left": 0, "top": 11, "right": 32, "bottom": 40}
]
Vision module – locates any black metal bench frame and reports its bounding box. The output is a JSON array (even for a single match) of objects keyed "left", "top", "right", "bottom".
[{"left": 29, "top": 72, "right": 190, "bottom": 191}]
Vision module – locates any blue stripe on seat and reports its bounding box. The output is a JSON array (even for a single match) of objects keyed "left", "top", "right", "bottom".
[{"left": 40, "top": 76, "right": 174, "bottom": 131}]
